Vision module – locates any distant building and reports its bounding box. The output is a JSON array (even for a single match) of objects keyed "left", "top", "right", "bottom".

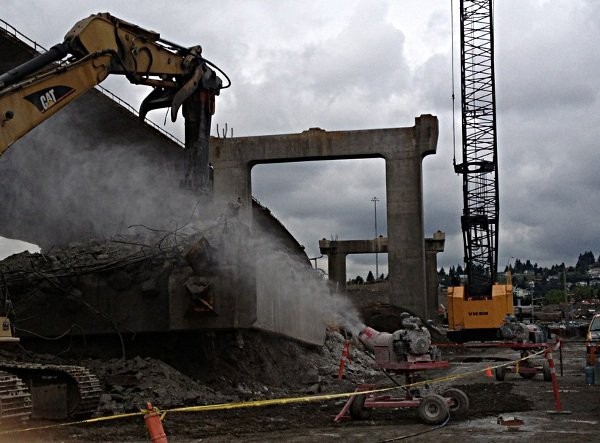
[
  {"left": 588, "top": 267, "right": 600, "bottom": 279},
  {"left": 513, "top": 287, "right": 530, "bottom": 299}
]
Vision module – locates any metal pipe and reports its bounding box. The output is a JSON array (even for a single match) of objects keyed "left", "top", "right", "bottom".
[
  {"left": 0, "top": 42, "right": 69, "bottom": 89},
  {"left": 358, "top": 326, "right": 391, "bottom": 351}
]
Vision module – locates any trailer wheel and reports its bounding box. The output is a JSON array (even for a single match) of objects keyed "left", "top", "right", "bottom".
[
  {"left": 543, "top": 360, "right": 552, "bottom": 381},
  {"left": 418, "top": 394, "right": 449, "bottom": 425},
  {"left": 349, "top": 394, "right": 372, "bottom": 420},
  {"left": 442, "top": 388, "right": 469, "bottom": 417},
  {"left": 495, "top": 366, "right": 505, "bottom": 381}
]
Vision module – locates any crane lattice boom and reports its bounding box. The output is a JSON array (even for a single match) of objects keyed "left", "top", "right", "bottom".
[{"left": 455, "top": 0, "right": 499, "bottom": 298}]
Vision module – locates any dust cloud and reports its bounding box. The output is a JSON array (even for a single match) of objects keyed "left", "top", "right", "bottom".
[
  {"left": 193, "top": 206, "right": 367, "bottom": 335},
  {"left": 0, "top": 93, "right": 209, "bottom": 249},
  {"left": 0, "top": 98, "right": 365, "bottom": 334}
]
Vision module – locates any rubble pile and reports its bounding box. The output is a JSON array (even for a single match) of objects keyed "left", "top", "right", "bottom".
[
  {"left": 1, "top": 327, "right": 381, "bottom": 417},
  {"left": 75, "top": 329, "right": 380, "bottom": 415},
  {"left": 84, "top": 356, "right": 237, "bottom": 414},
  {"left": 173, "top": 329, "right": 380, "bottom": 400},
  {"left": 0, "top": 217, "right": 249, "bottom": 339},
  {"left": 0, "top": 236, "right": 180, "bottom": 309},
  {"left": 0, "top": 224, "right": 384, "bottom": 417},
  {"left": 319, "top": 330, "right": 380, "bottom": 381}
]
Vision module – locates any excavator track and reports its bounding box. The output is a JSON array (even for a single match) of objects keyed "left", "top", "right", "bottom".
[
  {"left": 0, "top": 361, "right": 101, "bottom": 420},
  {"left": 0, "top": 370, "right": 32, "bottom": 422}
]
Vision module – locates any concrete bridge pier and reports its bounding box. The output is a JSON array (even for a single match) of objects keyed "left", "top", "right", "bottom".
[
  {"left": 320, "top": 231, "right": 445, "bottom": 321},
  {"left": 210, "top": 115, "right": 439, "bottom": 342},
  {"left": 326, "top": 249, "right": 347, "bottom": 293},
  {"left": 425, "top": 231, "right": 446, "bottom": 320},
  {"left": 386, "top": 116, "right": 437, "bottom": 318},
  {"left": 320, "top": 237, "right": 388, "bottom": 291}
]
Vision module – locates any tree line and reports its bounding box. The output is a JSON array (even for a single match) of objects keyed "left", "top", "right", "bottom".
[{"left": 437, "top": 250, "right": 600, "bottom": 305}]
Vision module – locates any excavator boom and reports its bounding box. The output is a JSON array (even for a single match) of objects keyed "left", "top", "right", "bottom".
[
  {"left": 0, "top": 12, "right": 223, "bottom": 156},
  {"left": 0, "top": 53, "right": 112, "bottom": 153}
]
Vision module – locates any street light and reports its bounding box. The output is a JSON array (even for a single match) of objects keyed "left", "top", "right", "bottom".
[{"left": 371, "top": 196, "right": 379, "bottom": 279}]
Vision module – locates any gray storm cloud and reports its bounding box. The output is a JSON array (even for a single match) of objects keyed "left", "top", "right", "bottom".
[{"left": 1, "top": 0, "right": 599, "bottom": 274}]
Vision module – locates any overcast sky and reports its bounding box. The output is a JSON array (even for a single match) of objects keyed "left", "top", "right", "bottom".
[{"left": 1, "top": 0, "right": 599, "bottom": 279}]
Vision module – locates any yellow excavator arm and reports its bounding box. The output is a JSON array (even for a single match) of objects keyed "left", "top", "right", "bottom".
[
  {"left": 0, "top": 12, "right": 225, "bottom": 156},
  {"left": 0, "top": 53, "right": 112, "bottom": 152}
]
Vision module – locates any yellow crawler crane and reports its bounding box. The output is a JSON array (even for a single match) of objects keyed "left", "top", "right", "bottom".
[{"left": 447, "top": 0, "right": 514, "bottom": 342}]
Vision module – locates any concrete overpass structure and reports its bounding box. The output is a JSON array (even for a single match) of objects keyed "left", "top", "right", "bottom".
[
  {"left": 210, "top": 115, "right": 439, "bottom": 320},
  {"left": 319, "top": 230, "right": 445, "bottom": 320}
]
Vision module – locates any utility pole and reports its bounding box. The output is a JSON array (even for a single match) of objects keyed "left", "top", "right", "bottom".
[
  {"left": 564, "top": 264, "right": 568, "bottom": 302},
  {"left": 371, "top": 196, "right": 380, "bottom": 279}
]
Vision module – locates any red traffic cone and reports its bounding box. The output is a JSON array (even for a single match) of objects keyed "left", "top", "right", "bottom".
[{"left": 485, "top": 367, "right": 493, "bottom": 378}]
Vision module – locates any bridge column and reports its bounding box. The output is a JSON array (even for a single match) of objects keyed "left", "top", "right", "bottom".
[
  {"left": 386, "top": 115, "right": 438, "bottom": 318},
  {"left": 424, "top": 231, "right": 445, "bottom": 321},
  {"left": 327, "top": 249, "right": 347, "bottom": 292}
]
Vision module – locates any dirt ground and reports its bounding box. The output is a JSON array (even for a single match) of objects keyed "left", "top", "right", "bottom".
[{"left": 1, "top": 330, "right": 598, "bottom": 443}]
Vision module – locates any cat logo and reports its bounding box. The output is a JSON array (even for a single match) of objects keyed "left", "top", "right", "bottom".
[
  {"left": 39, "top": 89, "right": 57, "bottom": 111},
  {"left": 24, "top": 85, "right": 75, "bottom": 113}
]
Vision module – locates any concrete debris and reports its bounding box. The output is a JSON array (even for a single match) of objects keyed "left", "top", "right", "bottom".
[
  {"left": 85, "top": 356, "right": 237, "bottom": 415},
  {"left": 101, "top": 330, "right": 374, "bottom": 414},
  {"left": 0, "top": 220, "right": 251, "bottom": 338},
  {"left": 0, "top": 329, "right": 379, "bottom": 417}
]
